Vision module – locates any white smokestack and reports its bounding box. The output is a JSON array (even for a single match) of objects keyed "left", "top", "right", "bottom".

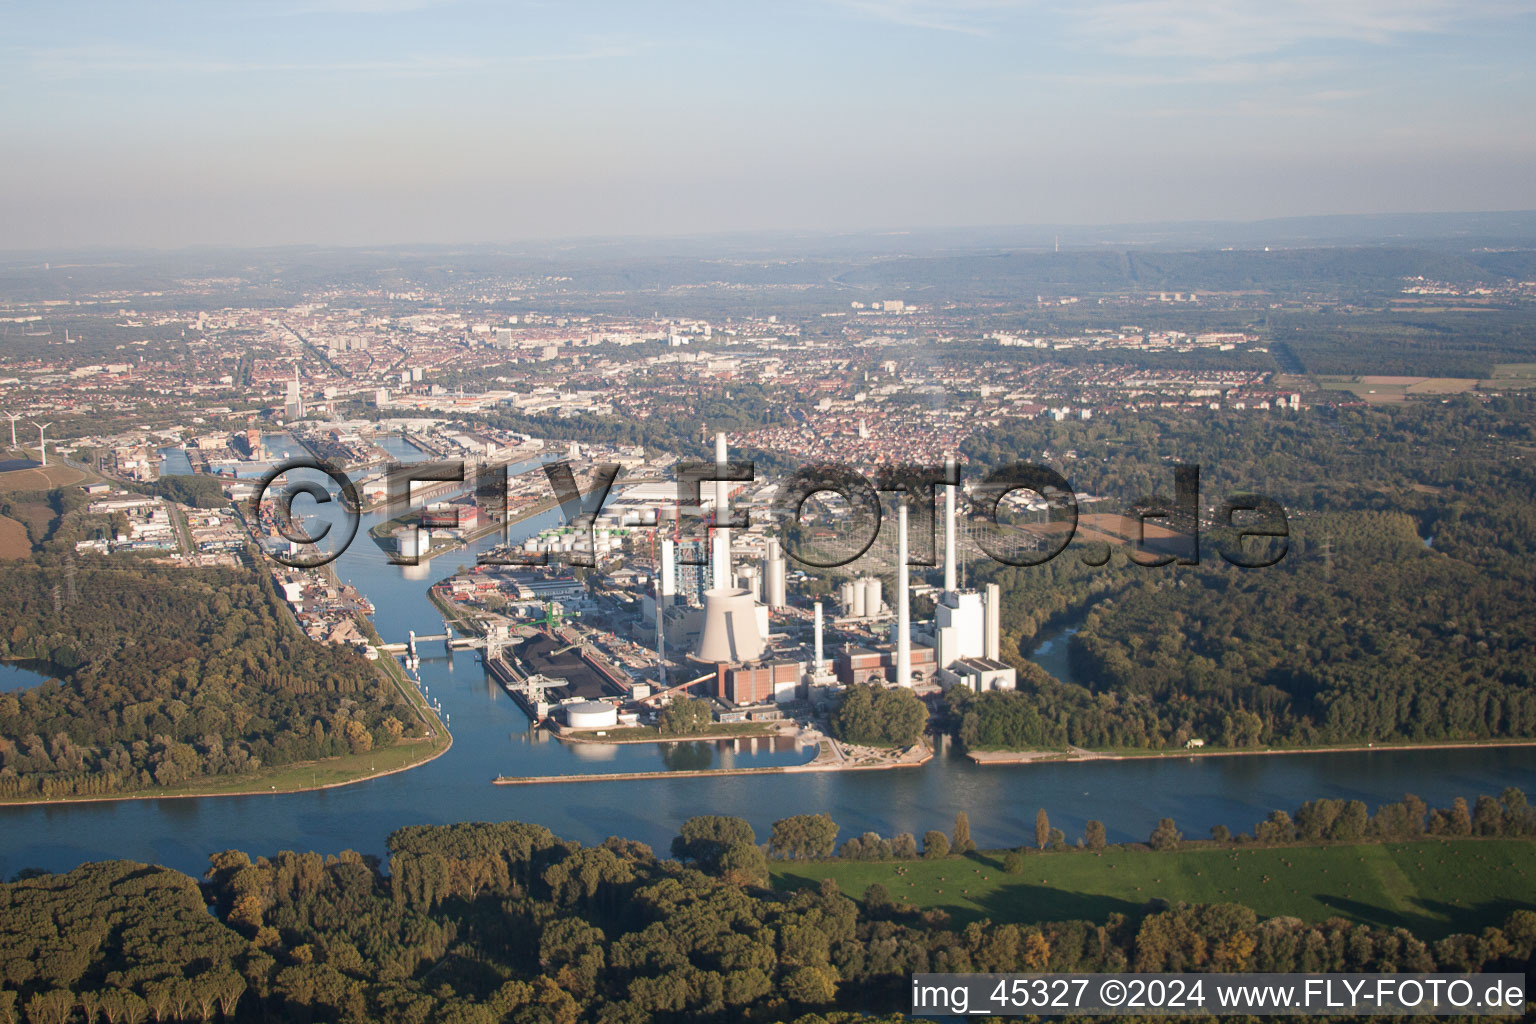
[
  {"left": 713, "top": 431, "right": 730, "bottom": 592},
  {"left": 896, "top": 502, "right": 911, "bottom": 687},
  {"left": 814, "top": 601, "right": 824, "bottom": 675},
  {"left": 944, "top": 454, "right": 957, "bottom": 593},
  {"left": 660, "top": 538, "right": 676, "bottom": 602},
  {"left": 656, "top": 584, "right": 667, "bottom": 687},
  {"left": 985, "top": 582, "right": 1001, "bottom": 661},
  {"left": 764, "top": 537, "right": 787, "bottom": 609}
]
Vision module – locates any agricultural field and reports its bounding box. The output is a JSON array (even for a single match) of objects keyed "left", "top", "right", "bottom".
[
  {"left": 0, "top": 514, "right": 28, "bottom": 559},
  {"left": 1316, "top": 369, "right": 1536, "bottom": 402},
  {"left": 772, "top": 838, "right": 1536, "bottom": 939}
]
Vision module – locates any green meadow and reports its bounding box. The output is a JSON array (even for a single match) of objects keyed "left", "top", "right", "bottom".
[{"left": 772, "top": 838, "right": 1536, "bottom": 940}]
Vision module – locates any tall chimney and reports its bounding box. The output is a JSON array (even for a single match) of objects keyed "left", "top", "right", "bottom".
[
  {"left": 660, "top": 538, "right": 676, "bottom": 604},
  {"left": 944, "top": 454, "right": 957, "bottom": 593},
  {"left": 713, "top": 431, "right": 730, "bottom": 592},
  {"left": 814, "top": 601, "right": 824, "bottom": 676},
  {"left": 896, "top": 502, "right": 912, "bottom": 687},
  {"left": 656, "top": 588, "right": 667, "bottom": 687},
  {"left": 985, "top": 582, "right": 1001, "bottom": 661}
]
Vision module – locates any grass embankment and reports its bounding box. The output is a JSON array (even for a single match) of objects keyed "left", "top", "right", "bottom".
[
  {"left": 426, "top": 587, "right": 485, "bottom": 635},
  {"left": 0, "top": 462, "right": 88, "bottom": 493},
  {"left": 772, "top": 838, "right": 1536, "bottom": 940},
  {"left": 971, "top": 737, "right": 1536, "bottom": 762}
]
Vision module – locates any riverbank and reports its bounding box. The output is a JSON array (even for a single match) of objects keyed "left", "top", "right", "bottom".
[
  {"left": 366, "top": 492, "right": 564, "bottom": 557},
  {"left": 493, "top": 737, "right": 930, "bottom": 784},
  {"left": 0, "top": 732, "right": 451, "bottom": 807},
  {"left": 968, "top": 738, "right": 1536, "bottom": 766}
]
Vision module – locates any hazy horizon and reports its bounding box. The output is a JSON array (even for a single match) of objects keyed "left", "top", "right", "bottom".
[{"left": 5, "top": 1, "right": 1535, "bottom": 250}]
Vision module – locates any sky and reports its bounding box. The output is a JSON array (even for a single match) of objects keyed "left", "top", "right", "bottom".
[{"left": 2, "top": 0, "right": 1534, "bottom": 249}]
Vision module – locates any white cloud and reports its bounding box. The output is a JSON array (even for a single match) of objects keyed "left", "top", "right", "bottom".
[
  {"left": 826, "top": 0, "right": 1035, "bottom": 36},
  {"left": 15, "top": 42, "right": 641, "bottom": 80},
  {"left": 1069, "top": 0, "right": 1517, "bottom": 58},
  {"left": 829, "top": 0, "right": 1529, "bottom": 56}
]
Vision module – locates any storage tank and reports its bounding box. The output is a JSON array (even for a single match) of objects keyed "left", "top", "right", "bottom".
[
  {"left": 863, "top": 577, "right": 882, "bottom": 617},
  {"left": 396, "top": 529, "right": 424, "bottom": 559},
  {"left": 850, "top": 582, "right": 867, "bottom": 618},
  {"left": 840, "top": 581, "right": 857, "bottom": 615},
  {"left": 565, "top": 701, "right": 618, "bottom": 729}
]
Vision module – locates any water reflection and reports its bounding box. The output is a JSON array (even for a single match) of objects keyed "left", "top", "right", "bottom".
[
  {"left": 661, "top": 742, "right": 715, "bottom": 772},
  {"left": 568, "top": 742, "right": 620, "bottom": 763},
  {"left": 0, "top": 661, "right": 55, "bottom": 692}
]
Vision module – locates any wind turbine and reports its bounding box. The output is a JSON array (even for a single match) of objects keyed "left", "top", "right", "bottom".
[
  {"left": 32, "top": 422, "right": 53, "bottom": 467},
  {"left": 2, "top": 411, "right": 19, "bottom": 449}
]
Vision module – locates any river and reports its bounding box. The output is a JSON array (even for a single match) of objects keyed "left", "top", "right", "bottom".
[{"left": 1, "top": 481, "right": 1532, "bottom": 880}]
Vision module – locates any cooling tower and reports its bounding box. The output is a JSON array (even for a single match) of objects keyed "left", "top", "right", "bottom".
[{"left": 695, "top": 587, "right": 765, "bottom": 664}]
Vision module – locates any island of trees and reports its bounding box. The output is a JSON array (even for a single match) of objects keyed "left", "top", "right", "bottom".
[{"left": 0, "top": 485, "right": 430, "bottom": 801}]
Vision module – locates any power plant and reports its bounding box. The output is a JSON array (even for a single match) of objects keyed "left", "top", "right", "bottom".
[
  {"left": 656, "top": 440, "right": 1012, "bottom": 710},
  {"left": 687, "top": 432, "right": 791, "bottom": 706},
  {"left": 925, "top": 456, "right": 1017, "bottom": 693}
]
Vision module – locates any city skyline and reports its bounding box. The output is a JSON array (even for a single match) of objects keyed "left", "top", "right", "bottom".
[{"left": 3, "top": 0, "right": 1534, "bottom": 249}]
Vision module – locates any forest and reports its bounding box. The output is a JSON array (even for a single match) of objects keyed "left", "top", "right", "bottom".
[
  {"left": 0, "top": 801, "right": 1532, "bottom": 1024},
  {"left": 826, "top": 685, "right": 927, "bottom": 748},
  {"left": 0, "top": 552, "right": 419, "bottom": 800},
  {"left": 949, "top": 395, "right": 1536, "bottom": 753}
]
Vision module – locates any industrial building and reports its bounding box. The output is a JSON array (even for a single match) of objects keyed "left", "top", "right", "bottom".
[{"left": 926, "top": 461, "right": 1016, "bottom": 693}]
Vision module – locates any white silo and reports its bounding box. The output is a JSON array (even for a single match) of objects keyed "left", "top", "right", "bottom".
[
  {"left": 851, "top": 581, "right": 867, "bottom": 618},
  {"left": 863, "top": 577, "right": 882, "bottom": 617}
]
